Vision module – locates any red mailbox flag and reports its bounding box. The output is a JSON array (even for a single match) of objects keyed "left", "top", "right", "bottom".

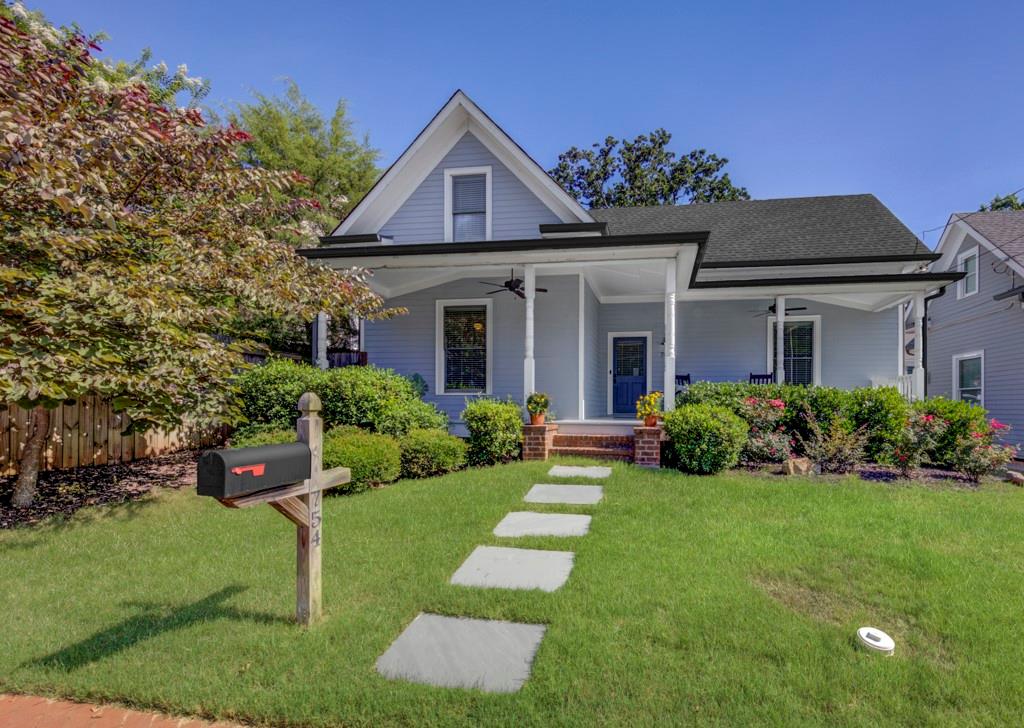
[{"left": 231, "top": 464, "right": 266, "bottom": 477}]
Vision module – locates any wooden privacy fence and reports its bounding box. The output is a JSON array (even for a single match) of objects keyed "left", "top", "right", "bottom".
[{"left": 0, "top": 396, "right": 226, "bottom": 476}]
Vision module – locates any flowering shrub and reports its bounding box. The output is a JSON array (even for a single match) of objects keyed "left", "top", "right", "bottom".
[
  {"left": 912, "top": 397, "right": 989, "bottom": 467},
  {"left": 949, "top": 419, "right": 1018, "bottom": 483},
  {"left": 636, "top": 391, "right": 663, "bottom": 420},
  {"left": 526, "top": 392, "right": 550, "bottom": 416},
  {"left": 798, "top": 415, "right": 868, "bottom": 474},
  {"left": 739, "top": 397, "right": 790, "bottom": 464},
  {"left": 887, "top": 413, "right": 948, "bottom": 478}
]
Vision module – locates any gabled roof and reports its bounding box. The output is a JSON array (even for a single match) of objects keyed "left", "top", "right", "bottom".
[
  {"left": 332, "top": 90, "right": 591, "bottom": 236},
  {"left": 933, "top": 210, "right": 1024, "bottom": 277},
  {"left": 589, "top": 194, "right": 932, "bottom": 265}
]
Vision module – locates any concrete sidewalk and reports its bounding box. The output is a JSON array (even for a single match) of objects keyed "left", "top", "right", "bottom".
[{"left": 0, "top": 694, "right": 243, "bottom": 728}]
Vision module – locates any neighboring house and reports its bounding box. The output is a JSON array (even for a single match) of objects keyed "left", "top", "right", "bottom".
[
  {"left": 299, "top": 91, "right": 962, "bottom": 435},
  {"left": 927, "top": 211, "right": 1024, "bottom": 450}
]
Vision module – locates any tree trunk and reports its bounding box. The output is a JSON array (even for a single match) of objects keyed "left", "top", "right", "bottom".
[{"left": 11, "top": 405, "right": 51, "bottom": 508}]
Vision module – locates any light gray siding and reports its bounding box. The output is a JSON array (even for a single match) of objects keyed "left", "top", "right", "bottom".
[
  {"left": 587, "top": 298, "right": 900, "bottom": 416},
  {"left": 362, "top": 275, "right": 580, "bottom": 425},
  {"left": 379, "top": 131, "right": 561, "bottom": 244},
  {"left": 927, "top": 234, "right": 1024, "bottom": 448}
]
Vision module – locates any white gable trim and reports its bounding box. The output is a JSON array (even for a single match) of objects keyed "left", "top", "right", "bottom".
[
  {"left": 334, "top": 90, "right": 591, "bottom": 236},
  {"left": 933, "top": 216, "right": 1024, "bottom": 278}
]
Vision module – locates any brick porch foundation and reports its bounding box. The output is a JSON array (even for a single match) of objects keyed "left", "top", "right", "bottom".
[
  {"left": 632, "top": 426, "right": 662, "bottom": 468},
  {"left": 522, "top": 423, "right": 559, "bottom": 460}
]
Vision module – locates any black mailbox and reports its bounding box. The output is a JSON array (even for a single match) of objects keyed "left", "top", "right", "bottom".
[{"left": 197, "top": 442, "right": 311, "bottom": 499}]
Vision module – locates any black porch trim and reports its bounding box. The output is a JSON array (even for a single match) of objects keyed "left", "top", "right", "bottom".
[
  {"left": 690, "top": 271, "right": 966, "bottom": 288},
  {"left": 700, "top": 252, "right": 941, "bottom": 268},
  {"left": 993, "top": 283, "right": 1024, "bottom": 301},
  {"left": 303, "top": 231, "right": 709, "bottom": 259},
  {"left": 319, "top": 233, "right": 387, "bottom": 245},
  {"left": 538, "top": 222, "right": 608, "bottom": 235}
]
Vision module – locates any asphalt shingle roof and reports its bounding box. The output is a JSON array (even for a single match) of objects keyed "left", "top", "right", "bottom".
[
  {"left": 589, "top": 194, "right": 931, "bottom": 265},
  {"left": 956, "top": 210, "right": 1024, "bottom": 266}
]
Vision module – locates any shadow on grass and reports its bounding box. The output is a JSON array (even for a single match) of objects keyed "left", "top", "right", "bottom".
[{"left": 28, "top": 585, "right": 291, "bottom": 671}]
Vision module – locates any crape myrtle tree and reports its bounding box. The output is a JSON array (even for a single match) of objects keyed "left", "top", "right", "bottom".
[
  {"left": 0, "top": 8, "right": 392, "bottom": 507},
  {"left": 549, "top": 128, "right": 749, "bottom": 208}
]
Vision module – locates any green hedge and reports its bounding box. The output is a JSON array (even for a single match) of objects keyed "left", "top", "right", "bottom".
[
  {"left": 235, "top": 359, "right": 447, "bottom": 436},
  {"left": 400, "top": 428, "right": 468, "bottom": 479},
  {"left": 230, "top": 423, "right": 401, "bottom": 493},
  {"left": 663, "top": 403, "right": 748, "bottom": 474},
  {"left": 461, "top": 399, "right": 523, "bottom": 466},
  {"left": 678, "top": 381, "right": 912, "bottom": 462}
]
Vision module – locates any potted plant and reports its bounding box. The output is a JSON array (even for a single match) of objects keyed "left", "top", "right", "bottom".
[
  {"left": 526, "top": 392, "right": 550, "bottom": 425},
  {"left": 636, "top": 391, "right": 663, "bottom": 427}
]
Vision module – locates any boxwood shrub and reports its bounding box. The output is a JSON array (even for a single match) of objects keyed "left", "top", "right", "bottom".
[
  {"left": 322, "top": 427, "right": 401, "bottom": 493},
  {"left": 461, "top": 398, "right": 523, "bottom": 466},
  {"left": 400, "top": 428, "right": 468, "bottom": 479},
  {"left": 663, "top": 403, "right": 748, "bottom": 474},
  {"left": 235, "top": 359, "right": 447, "bottom": 436},
  {"left": 846, "top": 386, "right": 909, "bottom": 462}
]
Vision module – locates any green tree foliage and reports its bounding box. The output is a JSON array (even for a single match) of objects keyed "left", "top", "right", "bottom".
[
  {"left": 0, "top": 10, "right": 392, "bottom": 506},
  {"left": 980, "top": 192, "right": 1023, "bottom": 211},
  {"left": 229, "top": 81, "right": 379, "bottom": 241},
  {"left": 549, "top": 128, "right": 749, "bottom": 208}
]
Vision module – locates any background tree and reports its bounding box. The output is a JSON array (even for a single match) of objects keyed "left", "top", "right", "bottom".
[
  {"left": 549, "top": 128, "right": 749, "bottom": 208},
  {"left": 981, "top": 192, "right": 1023, "bottom": 211},
  {"left": 0, "top": 9, "right": 392, "bottom": 507},
  {"left": 229, "top": 81, "right": 379, "bottom": 241}
]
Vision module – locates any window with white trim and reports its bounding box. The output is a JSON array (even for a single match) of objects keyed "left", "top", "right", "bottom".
[
  {"left": 437, "top": 302, "right": 490, "bottom": 393},
  {"left": 958, "top": 246, "right": 979, "bottom": 298},
  {"left": 953, "top": 351, "right": 983, "bottom": 405},
  {"left": 767, "top": 315, "right": 821, "bottom": 386},
  {"left": 444, "top": 166, "right": 491, "bottom": 242}
]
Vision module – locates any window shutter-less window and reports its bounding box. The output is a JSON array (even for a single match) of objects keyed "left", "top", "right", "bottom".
[
  {"left": 443, "top": 306, "right": 487, "bottom": 392},
  {"left": 773, "top": 321, "right": 814, "bottom": 385},
  {"left": 452, "top": 174, "right": 486, "bottom": 242}
]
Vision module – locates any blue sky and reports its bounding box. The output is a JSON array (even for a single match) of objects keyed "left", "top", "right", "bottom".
[{"left": 32, "top": 0, "right": 1024, "bottom": 248}]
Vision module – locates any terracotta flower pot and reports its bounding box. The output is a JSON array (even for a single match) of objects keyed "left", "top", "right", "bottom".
[
  {"left": 644, "top": 415, "right": 659, "bottom": 427},
  {"left": 530, "top": 413, "right": 546, "bottom": 426}
]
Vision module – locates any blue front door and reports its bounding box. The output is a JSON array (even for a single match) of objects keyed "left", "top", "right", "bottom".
[{"left": 612, "top": 336, "right": 647, "bottom": 416}]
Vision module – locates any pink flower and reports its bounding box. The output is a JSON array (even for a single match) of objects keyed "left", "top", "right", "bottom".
[
  {"left": 744, "top": 397, "right": 759, "bottom": 405},
  {"left": 971, "top": 431, "right": 986, "bottom": 439},
  {"left": 769, "top": 399, "right": 785, "bottom": 409},
  {"left": 921, "top": 414, "right": 935, "bottom": 423},
  {"left": 990, "top": 419, "right": 1009, "bottom": 431}
]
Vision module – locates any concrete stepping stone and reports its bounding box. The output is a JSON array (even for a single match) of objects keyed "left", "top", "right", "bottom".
[
  {"left": 450, "top": 545, "right": 575, "bottom": 592},
  {"left": 524, "top": 483, "right": 604, "bottom": 505},
  {"left": 494, "top": 511, "right": 591, "bottom": 537},
  {"left": 548, "top": 464, "right": 611, "bottom": 479},
  {"left": 376, "top": 613, "right": 546, "bottom": 693}
]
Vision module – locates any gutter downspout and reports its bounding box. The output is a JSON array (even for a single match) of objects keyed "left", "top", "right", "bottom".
[{"left": 920, "top": 286, "right": 947, "bottom": 398}]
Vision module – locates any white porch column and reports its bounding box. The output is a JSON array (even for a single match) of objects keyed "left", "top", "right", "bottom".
[
  {"left": 663, "top": 259, "right": 677, "bottom": 411},
  {"left": 912, "top": 291, "right": 925, "bottom": 400},
  {"left": 523, "top": 264, "right": 536, "bottom": 399},
  {"left": 774, "top": 296, "right": 786, "bottom": 383}
]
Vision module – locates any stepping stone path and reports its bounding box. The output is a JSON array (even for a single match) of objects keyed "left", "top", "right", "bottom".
[
  {"left": 451, "top": 545, "right": 575, "bottom": 592},
  {"left": 493, "top": 511, "right": 591, "bottom": 537},
  {"left": 375, "top": 614, "right": 546, "bottom": 694},
  {"left": 376, "top": 462, "right": 607, "bottom": 693}
]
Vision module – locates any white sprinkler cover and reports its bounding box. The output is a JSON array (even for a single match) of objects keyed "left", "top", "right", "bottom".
[{"left": 857, "top": 627, "right": 895, "bottom": 655}]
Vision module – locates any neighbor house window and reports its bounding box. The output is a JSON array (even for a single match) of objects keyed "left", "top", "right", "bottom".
[
  {"left": 767, "top": 316, "right": 821, "bottom": 385},
  {"left": 958, "top": 246, "right": 979, "bottom": 298},
  {"left": 436, "top": 300, "right": 491, "bottom": 394},
  {"left": 953, "top": 351, "right": 983, "bottom": 405},
  {"left": 444, "top": 167, "right": 491, "bottom": 242}
]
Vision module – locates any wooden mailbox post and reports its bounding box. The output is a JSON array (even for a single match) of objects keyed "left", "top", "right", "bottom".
[{"left": 200, "top": 393, "right": 349, "bottom": 626}]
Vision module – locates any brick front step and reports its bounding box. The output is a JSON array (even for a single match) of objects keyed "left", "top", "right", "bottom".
[
  {"left": 552, "top": 434, "right": 633, "bottom": 449},
  {"left": 550, "top": 446, "right": 633, "bottom": 462}
]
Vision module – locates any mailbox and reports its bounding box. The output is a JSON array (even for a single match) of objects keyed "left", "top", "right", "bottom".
[{"left": 197, "top": 442, "right": 311, "bottom": 499}]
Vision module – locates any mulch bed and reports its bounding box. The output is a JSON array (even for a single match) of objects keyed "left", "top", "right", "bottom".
[
  {"left": 855, "top": 463, "right": 978, "bottom": 486},
  {"left": 0, "top": 450, "right": 199, "bottom": 529}
]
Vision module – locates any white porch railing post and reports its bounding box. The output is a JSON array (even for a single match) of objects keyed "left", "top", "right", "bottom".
[
  {"left": 313, "top": 312, "right": 329, "bottom": 370},
  {"left": 664, "top": 259, "right": 677, "bottom": 411},
  {"left": 912, "top": 291, "right": 925, "bottom": 400},
  {"left": 523, "top": 264, "right": 536, "bottom": 401},
  {"left": 774, "top": 296, "right": 786, "bottom": 384}
]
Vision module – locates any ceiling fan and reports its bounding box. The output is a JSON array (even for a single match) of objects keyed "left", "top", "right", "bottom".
[
  {"left": 478, "top": 268, "right": 547, "bottom": 299},
  {"left": 750, "top": 303, "right": 808, "bottom": 317}
]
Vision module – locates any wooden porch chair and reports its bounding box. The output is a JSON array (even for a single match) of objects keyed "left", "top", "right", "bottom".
[
  {"left": 749, "top": 372, "right": 775, "bottom": 385},
  {"left": 674, "top": 373, "right": 691, "bottom": 392}
]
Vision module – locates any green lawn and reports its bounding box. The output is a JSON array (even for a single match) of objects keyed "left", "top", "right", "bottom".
[{"left": 1, "top": 460, "right": 1022, "bottom": 726}]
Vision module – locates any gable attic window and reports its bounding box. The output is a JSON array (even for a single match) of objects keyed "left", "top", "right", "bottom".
[
  {"left": 444, "top": 166, "right": 492, "bottom": 242},
  {"left": 957, "top": 245, "right": 979, "bottom": 298}
]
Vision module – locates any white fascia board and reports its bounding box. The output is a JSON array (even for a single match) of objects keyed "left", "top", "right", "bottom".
[
  {"left": 696, "top": 260, "right": 926, "bottom": 282},
  {"left": 933, "top": 218, "right": 1024, "bottom": 278}
]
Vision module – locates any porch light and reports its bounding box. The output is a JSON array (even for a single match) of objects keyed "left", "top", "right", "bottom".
[{"left": 856, "top": 627, "right": 895, "bottom": 656}]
